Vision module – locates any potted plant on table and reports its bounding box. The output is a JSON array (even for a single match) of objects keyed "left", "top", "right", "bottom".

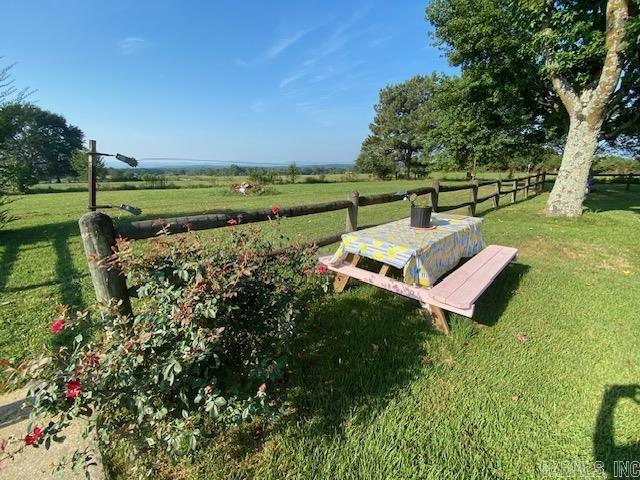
[{"left": 397, "top": 191, "right": 432, "bottom": 228}]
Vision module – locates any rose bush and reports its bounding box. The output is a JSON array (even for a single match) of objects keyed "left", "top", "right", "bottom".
[{"left": 7, "top": 221, "right": 330, "bottom": 475}]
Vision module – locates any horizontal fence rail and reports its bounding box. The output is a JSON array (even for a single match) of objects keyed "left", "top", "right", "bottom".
[
  {"left": 80, "top": 170, "right": 638, "bottom": 311},
  {"left": 117, "top": 199, "right": 353, "bottom": 240}
]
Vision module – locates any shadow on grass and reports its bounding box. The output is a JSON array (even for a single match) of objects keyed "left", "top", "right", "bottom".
[
  {"left": 0, "top": 241, "right": 19, "bottom": 292},
  {"left": 472, "top": 263, "right": 529, "bottom": 327},
  {"left": 584, "top": 188, "right": 640, "bottom": 215},
  {"left": 288, "top": 287, "right": 434, "bottom": 432},
  {"left": 593, "top": 384, "right": 640, "bottom": 479},
  {"left": 0, "top": 220, "right": 86, "bottom": 310}
]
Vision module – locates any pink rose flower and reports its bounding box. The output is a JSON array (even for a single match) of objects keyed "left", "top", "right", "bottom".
[
  {"left": 24, "top": 427, "right": 42, "bottom": 446},
  {"left": 66, "top": 379, "right": 81, "bottom": 399},
  {"left": 50, "top": 319, "right": 64, "bottom": 334}
]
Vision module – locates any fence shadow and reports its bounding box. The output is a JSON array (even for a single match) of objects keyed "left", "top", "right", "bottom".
[
  {"left": 0, "top": 220, "right": 86, "bottom": 310},
  {"left": 593, "top": 384, "right": 640, "bottom": 479}
]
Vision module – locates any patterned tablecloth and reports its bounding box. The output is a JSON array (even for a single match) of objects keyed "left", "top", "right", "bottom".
[{"left": 328, "top": 214, "right": 486, "bottom": 287}]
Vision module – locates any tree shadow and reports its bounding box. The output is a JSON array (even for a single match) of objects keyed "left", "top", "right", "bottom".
[
  {"left": 593, "top": 384, "right": 640, "bottom": 479},
  {"left": 583, "top": 188, "right": 640, "bottom": 215},
  {"left": 286, "top": 287, "right": 434, "bottom": 432}
]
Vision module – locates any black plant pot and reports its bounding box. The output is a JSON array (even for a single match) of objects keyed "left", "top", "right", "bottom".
[{"left": 410, "top": 205, "right": 432, "bottom": 228}]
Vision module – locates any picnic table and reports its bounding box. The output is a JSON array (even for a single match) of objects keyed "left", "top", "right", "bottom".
[{"left": 319, "top": 213, "right": 517, "bottom": 333}]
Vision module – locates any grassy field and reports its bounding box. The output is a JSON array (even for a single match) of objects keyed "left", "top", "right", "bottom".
[
  {"left": 1, "top": 178, "right": 486, "bottom": 366},
  {"left": 26, "top": 170, "right": 528, "bottom": 193},
  {"left": 1, "top": 179, "right": 639, "bottom": 479}
]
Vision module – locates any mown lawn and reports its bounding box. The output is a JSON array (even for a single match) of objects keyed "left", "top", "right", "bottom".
[{"left": 1, "top": 180, "right": 639, "bottom": 479}]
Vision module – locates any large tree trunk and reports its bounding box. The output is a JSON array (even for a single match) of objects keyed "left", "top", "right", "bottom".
[
  {"left": 544, "top": 0, "right": 628, "bottom": 217},
  {"left": 545, "top": 116, "right": 601, "bottom": 217}
]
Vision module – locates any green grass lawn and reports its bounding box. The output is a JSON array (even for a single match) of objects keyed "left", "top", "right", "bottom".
[{"left": 1, "top": 180, "right": 639, "bottom": 479}]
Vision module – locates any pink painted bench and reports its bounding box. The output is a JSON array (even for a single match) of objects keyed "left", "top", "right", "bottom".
[
  {"left": 318, "top": 244, "right": 517, "bottom": 333},
  {"left": 429, "top": 244, "right": 518, "bottom": 312}
]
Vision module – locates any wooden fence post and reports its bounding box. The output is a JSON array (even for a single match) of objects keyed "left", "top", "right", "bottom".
[
  {"left": 511, "top": 180, "right": 517, "bottom": 204},
  {"left": 468, "top": 180, "right": 478, "bottom": 216},
  {"left": 627, "top": 173, "right": 633, "bottom": 191},
  {"left": 430, "top": 181, "right": 440, "bottom": 213},
  {"left": 88, "top": 140, "right": 97, "bottom": 211},
  {"left": 525, "top": 176, "right": 531, "bottom": 198},
  {"left": 492, "top": 180, "right": 501, "bottom": 209},
  {"left": 346, "top": 191, "right": 359, "bottom": 232},
  {"left": 79, "top": 211, "right": 132, "bottom": 315},
  {"left": 541, "top": 171, "right": 546, "bottom": 192}
]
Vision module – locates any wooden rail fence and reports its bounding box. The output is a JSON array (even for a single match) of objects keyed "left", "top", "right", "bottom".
[{"left": 80, "top": 170, "right": 639, "bottom": 313}]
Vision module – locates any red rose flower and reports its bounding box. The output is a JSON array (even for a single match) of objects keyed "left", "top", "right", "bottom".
[
  {"left": 316, "top": 264, "right": 329, "bottom": 274},
  {"left": 66, "top": 379, "right": 81, "bottom": 399},
  {"left": 227, "top": 218, "right": 238, "bottom": 226},
  {"left": 24, "top": 427, "right": 42, "bottom": 446},
  {"left": 271, "top": 206, "right": 281, "bottom": 217},
  {"left": 257, "top": 383, "right": 267, "bottom": 397},
  {"left": 50, "top": 319, "right": 64, "bottom": 334}
]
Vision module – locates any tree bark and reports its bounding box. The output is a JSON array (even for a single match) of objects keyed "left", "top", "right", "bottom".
[
  {"left": 546, "top": 116, "right": 601, "bottom": 217},
  {"left": 545, "top": 0, "right": 628, "bottom": 217}
]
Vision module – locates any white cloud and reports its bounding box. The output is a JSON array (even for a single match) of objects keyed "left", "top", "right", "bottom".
[
  {"left": 368, "top": 35, "right": 391, "bottom": 47},
  {"left": 117, "top": 36, "right": 149, "bottom": 55},
  {"left": 266, "top": 30, "right": 309, "bottom": 59},
  {"left": 279, "top": 7, "right": 372, "bottom": 89},
  {"left": 279, "top": 68, "right": 311, "bottom": 88},
  {"left": 236, "top": 29, "right": 310, "bottom": 67}
]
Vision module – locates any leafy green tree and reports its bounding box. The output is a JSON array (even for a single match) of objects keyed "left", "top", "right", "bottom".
[
  {"left": 69, "top": 148, "right": 106, "bottom": 180},
  {"left": 358, "top": 75, "right": 439, "bottom": 178},
  {"left": 423, "top": 75, "right": 547, "bottom": 174},
  {"left": 427, "top": 0, "right": 638, "bottom": 216},
  {"left": 355, "top": 136, "right": 396, "bottom": 179},
  {"left": 287, "top": 162, "right": 300, "bottom": 183},
  {"left": 0, "top": 60, "right": 32, "bottom": 228},
  {"left": 0, "top": 103, "right": 83, "bottom": 191}
]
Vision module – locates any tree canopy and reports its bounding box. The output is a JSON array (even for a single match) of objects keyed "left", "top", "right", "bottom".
[
  {"left": 0, "top": 103, "right": 83, "bottom": 192},
  {"left": 356, "top": 75, "right": 440, "bottom": 178}
]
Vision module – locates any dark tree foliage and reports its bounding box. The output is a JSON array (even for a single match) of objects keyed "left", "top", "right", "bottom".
[
  {"left": 0, "top": 103, "right": 83, "bottom": 191},
  {"left": 357, "top": 75, "right": 440, "bottom": 179}
]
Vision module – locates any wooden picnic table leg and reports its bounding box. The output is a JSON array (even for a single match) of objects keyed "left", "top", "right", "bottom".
[
  {"left": 420, "top": 302, "right": 450, "bottom": 334},
  {"left": 379, "top": 264, "right": 390, "bottom": 277},
  {"left": 333, "top": 254, "right": 361, "bottom": 293}
]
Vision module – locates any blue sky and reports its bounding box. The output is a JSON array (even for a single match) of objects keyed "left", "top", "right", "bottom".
[{"left": 2, "top": 0, "right": 456, "bottom": 167}]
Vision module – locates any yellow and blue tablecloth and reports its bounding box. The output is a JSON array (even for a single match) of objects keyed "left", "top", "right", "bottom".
[{"left": 328, "top": 214, "right": 485, "bottom": 287}]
